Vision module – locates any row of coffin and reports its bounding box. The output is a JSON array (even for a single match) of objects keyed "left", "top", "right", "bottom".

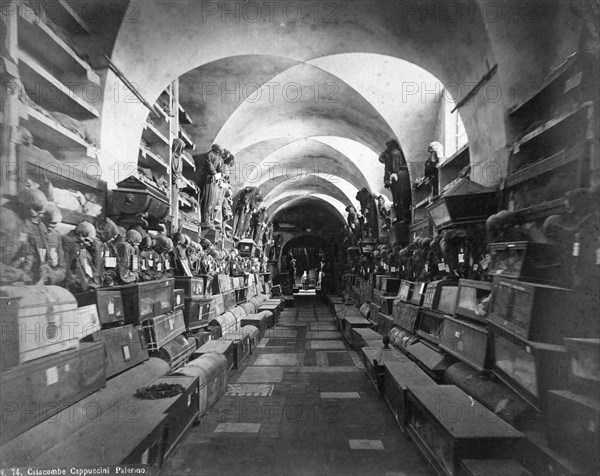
[
  {"left": 331, "top": 277, "right": 599, "bottom": 475},
  {"left": 0, "top": 279, "right": 282, "bottom": 450},
  {"left": 0, "top": 292, "right": 285, "bottom": 468}
]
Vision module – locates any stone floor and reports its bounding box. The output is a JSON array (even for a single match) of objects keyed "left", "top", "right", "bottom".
[{"left": 161, "top": 300, "right": 434, "bottom": 476}]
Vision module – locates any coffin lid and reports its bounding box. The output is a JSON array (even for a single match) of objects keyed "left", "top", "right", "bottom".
[{"left": 443, "top": 178, "right": 496, "bottom": 197}]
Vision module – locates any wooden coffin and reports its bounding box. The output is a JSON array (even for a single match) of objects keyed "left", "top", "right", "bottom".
[
  {"left": 189, "top": 329, "right": 212, "bottom": 349},
  {"left": 0, "top": 285, "right": 79, "bottom": 364},
  {"left": 240, "top": 313, "right": 269, "bottom": 339},
  {"left": 389, "top": 327, "right": 419, "bottom": 354},
  {"left": 240, "top": 325, "right": 260, "bottom": 353},
  {"left": 142, "top": 309, "right": 186, "bottom": 351},
  {"left": 0, "top": 341, "right": 106, "bottom": 445},
  {"left": 416, "top": 308, "right": 446, "bottom": 345},
  {"left": 212, "top": 273, "right": 233, "bottom": 294},
  {"left": 406, "top": 385, "right": 523, "bottom": 476},
  {"left": 379, "top": 276, "right": 401, "bottom": 294},
  {"left": 439, "top": 315, "right": 490, "bottom": 372},
  {"left": 211, "top": 293, "right": 225, "bottom": 316},
  {"left": 194, "top": 340, "right": 235, "bottom": 373},
  {"left": 153, "top": 376, "right": 199, "bottom": 459},
  {"left": 175, "top": 276, "right": 207, "bottom": 298},
  {"left": 361, "top": 347, "right": 409, "bottom": 395},
  {"left": 546, "top": 390, "right": 600, "bottom": 471},
  {"left": 101, "top": 324, "right": 148, "bottom": 378},
  {"left": 488, "top": 241, "right": 567, "bottom": 286},
  {"left": 75, "top": 287, "right": 126, "bottom": 326},
  {"left": 377, "top": 311, "right": 394, "bottom": 337},
  {"left": 174, "top": 353, "right": 228, "bottom": 417},
  {"left": 487, "top": 277, "right": 576, "bottom": 344},
  {"left": 210, "top": 311, "right": 238, "bottom": 337},
  {"left": 153, "top": 334, "right": 196, "bottom": 370},
  {"left": 124, "top": 278, "right": 175, "bottom": 324},
  {"left": 454, "top": 279, "right": 492, "bottom": 323},
  {"left": 112, "top": 174, "right": 169, "bottom": 219},
  {"left": 383, "top": 361, "right": 436, "bottom": 431},
  {"left": 235, "top": 286, "right": 248, "bottom": 304},
  {"left": 491, "top": 328, "right": 569, "bottom": 411},
  {"left": 184, "top": 297, "right": 214, "bottom": 331},
  {"left": 422, "top": 280, "right": 458, "bottom": 311},
  {"left": 172, "top": 288, "right": 185, "bottom": 311},
  {"left": 407, "top": 341, "right": 454, "bottom": 381},
  {"left": 222, "top": 332, "right": 251, "bottom": 369},
  {"left": 0, "top": 295, "right": 20, "bottom": 372},
  {"left": 350, "top": 327, "right": 383, "bottom": 351},
  {"left": 223, "top": 290, "right": 236, "bottom": 311},
  {"left": 564, "top": 338, "right": 600, "bottom": 395},
  {"left": 458, "top": 459, "right": 532, "bottom": 476},
  {"left": 393, "top": 301, "right": 420, "bottom": 332}
]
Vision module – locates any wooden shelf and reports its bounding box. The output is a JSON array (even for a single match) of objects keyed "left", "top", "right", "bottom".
[
  {"left": 38, "top": 0, "right": 92, "bottom": 34},
  {"left": 19, "top": 102, "right": 96, "bottom": 157},
  {"left": 142, "top": 123, "right": 169, "bottom": 146},
  {"left": 139, "top": 147, "right": 168, "bottom": 170},
  {"left": 179, "top": 127, "right": 195, "bottom": 150},
  {"left": 508, "top": 52, "right": 578, "bottom": 116},
  {"left": 17, "top": 3, "right": 97, "bottom": 82},
  {"left": 511, "top": 102, "right": 593, "bottom": 152},
  {"left": 439, "top": 144, "right": 469, "bottom": 169},
  {"left": 182, "top": 152, "right": 195, "bottom": 170},
  {"left": 18, "top": 50, "right": 99, "bottom": 119},
  {"left": 60, "top": 207, "right": 101, "bottom": 225},
  {"left": 505, "top": 141, "right": 588, "bottom": 188},
  {"left": 17, "top": 144, "right": 106, "bottom": 190},
  {"left": 150, "top": 103, "right": 169, "bottom": 122},
  {"left": 413, "top": 196, "right": 432, "bottom": 209},
  {"left": 514, "top": 197, "right": 567, "bottom": 222},
  {"left": 178, "top": 104, "right": 192, "bottom": 125}
]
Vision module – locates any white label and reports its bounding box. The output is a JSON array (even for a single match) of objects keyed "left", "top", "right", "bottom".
[
  {"left": 573, "top": 242, "right": 580, "bottom": 257},
  {"left": 169, "top": 318, "right": 174, "bottom": 330},
  {"left": 141, "top": 259, "right": 147, "bottom": 271},
  {"left": 141, "top": 448, "right": 149, "bottom": 465},
  {"left": 187, "top": 394, "right": 192, "bottom": 407},
  {"left": 122, "top": 345, "right": 131, "bottom": 361},
  {"left": 105, "top": 256, "right": 117, "bottom": 268},
  {"left": 83, "top": 259, "right": 94, "bottom": 278},
  {"left": 596, "top": 248, "right": 600, "bottom": 266},
  {"left": 176, "top": 295, "right": 181, "bottom": 305},
  {"left": 19, "top": 232, "right": 27, "bottom": 242},
  {"left": 458, "top": 253, "right": 465, "bottom": 264},
  {"left": 107, "top": 298, "right": 115, "bottom": 315},
  {"left": 508, "top": 200, "right": 515, "bottom": 212},
  {"left": 424, "top": 264, "right": 428, "bottom": 272},
  {"left": 455, "top": 331, "right": 461, "bottom": 338},
  {"left": 157, "top": 262, "right": 162, "bottom": 272},
  {"left": 46, "top": 366, "right": 59, "bottom": 386},
  {"left": 473, "top": 264, "right": 479, "bottom": 271},
  {"left": 38, "top": 248, "right": 47, "bottom": 261},
  {"left": 444, "top": 264, "right": 450, "bottom": 272},
  {"left": 391, "top": 267, "right": 396, "bottom": 272},
  {"left": 525, "top": 345, "right": 532, "bottom": 354},
  {"left": 165, "top": 260, "right": 170, "bottom": 270},
  {"left": 131, "top": 255, "right": 139, "bottom": 271},
  {"left": 438, "top": 263, "right": 445, "bottom": 272},
  {"left": 420, "top": 283, "right": 426, "bottom": 294},
  {"left": 148, "top": 259, "right": 154, "bottom": 268},
  {"left": 64, "top": 363, "right": 70, "bottom": 372}
]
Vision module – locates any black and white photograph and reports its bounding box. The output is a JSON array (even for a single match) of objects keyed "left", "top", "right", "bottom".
[{"left": 0, "top": 0, "right": 598, "bottom": 474}]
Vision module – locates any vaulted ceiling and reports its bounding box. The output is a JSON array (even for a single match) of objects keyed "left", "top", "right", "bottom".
[{"left": 96, "top": 0, "right": 585, "bottom": 231}]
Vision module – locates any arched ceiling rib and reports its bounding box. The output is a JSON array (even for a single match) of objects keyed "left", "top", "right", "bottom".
[
  {"left": 261, "top": 175, "right": 356, "bottom": 209},
  {"left": 102, "top": 0, "right": 498, "bottom": 193},
  {"left": 237, "top": 138, "right": 370, "bottom": 194},
  {"left": 268, "top": 194, "right": 348, "bottom": 226}
]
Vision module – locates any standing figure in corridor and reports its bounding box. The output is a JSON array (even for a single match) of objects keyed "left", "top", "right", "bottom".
[{"left": 379, "top": 139, "right": 412, "bottom": 224}]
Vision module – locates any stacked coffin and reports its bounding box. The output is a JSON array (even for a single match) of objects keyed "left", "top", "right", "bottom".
[
  {"left": 373, "top": 276, "right": 401, "bottom": 337},
  {"left": 0, "top": 285, "right": 105, "bottom": 446}
]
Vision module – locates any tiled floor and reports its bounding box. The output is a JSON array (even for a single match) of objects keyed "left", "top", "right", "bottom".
[{"left": 161, "top": 299, "right": 434, "bottom": 476}]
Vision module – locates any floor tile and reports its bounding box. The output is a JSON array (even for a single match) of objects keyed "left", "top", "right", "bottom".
[
  {"left": 254, "top": 354, "right": 299, "bottom": 366},
  {"left": 349, "top": 439, "right": 385, "bottom": 450},
  {"left": 307, "top": 340, "right": 346, "bottom": 350},
  {"left": 320, "top": 392, "right": 360, "bottom": 399},
  {"left": 237, "top": 366, "right": 284, "bottom": 383},
  {"left": 225, "top": 384, "right": 275, "bottom": 397},
  {"left": 214, "top": 423, "right": 261, "bottom": 433}
]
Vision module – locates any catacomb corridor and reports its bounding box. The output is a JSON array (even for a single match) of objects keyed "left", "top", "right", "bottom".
[{"left": 0, "top": 1, "right": 599, "bottom": 475}]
